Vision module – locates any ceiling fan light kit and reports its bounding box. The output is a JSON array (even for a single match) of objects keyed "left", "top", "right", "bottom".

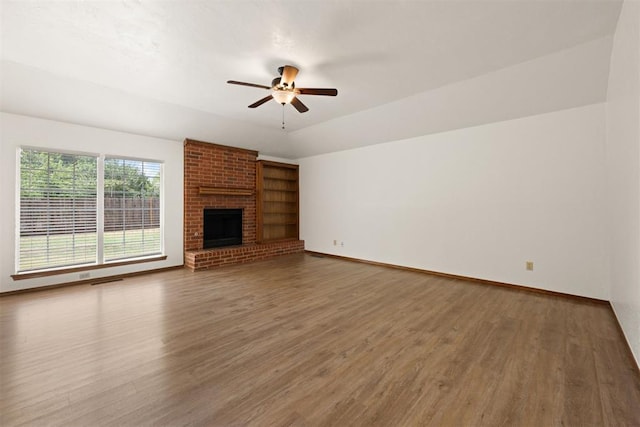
[
  {"left": 227, "top": 65, "right": 338, "bottom": 128},
  {"left": 271, "top": 90, "right": 296, "bottom": 105}
]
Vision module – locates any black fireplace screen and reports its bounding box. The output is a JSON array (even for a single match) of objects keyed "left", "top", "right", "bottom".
[{"left": 203, "top": 208, "right": 242, "bottom": 248}]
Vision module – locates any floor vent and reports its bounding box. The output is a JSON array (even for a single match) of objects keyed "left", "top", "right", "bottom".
[{"left": 91, "top": 278, "right": 124, "bottom": 286}]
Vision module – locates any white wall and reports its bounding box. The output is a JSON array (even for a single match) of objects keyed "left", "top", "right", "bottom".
[
  {"left": 606, "top": 0, "right": 640, "bottom": 365},
  {"left": 0, "top": 113, "right": 184, "bottom": 293},
  {"left": 300, "top": 103, "right": 608, "bottom": 300}
]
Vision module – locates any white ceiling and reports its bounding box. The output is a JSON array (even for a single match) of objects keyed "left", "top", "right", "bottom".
[{"left": 0, "top": 0, "right": 623, "bottom": 158}]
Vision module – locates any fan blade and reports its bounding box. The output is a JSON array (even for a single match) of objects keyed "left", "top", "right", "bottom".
[
  {"left": 297, "top": 88, "right": 338, "bottom": 96},
  {"left": 227, "top": 80, "right": 271, "bottom": 90},
  {"left": 248, "top": 95, "right": 273, "bottom": 108},
  {"left": 280, "top": 65, "right": 299, "bottom": 87},
  {"left": 291, "top": 97, "right": 309, "bottom": 113}
]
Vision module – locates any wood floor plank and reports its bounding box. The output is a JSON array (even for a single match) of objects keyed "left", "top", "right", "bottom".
[{"left": 1, "top": 253, "right": 638, "bottom": 426}]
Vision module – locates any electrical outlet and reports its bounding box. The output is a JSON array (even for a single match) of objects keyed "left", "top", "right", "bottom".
[
  {"left": 526, "top": 261, "right": 534, "bottom": 271},
  {"left": 341, "top": 241, "right": 344, "bottom": 247},
  {"left": 333, "top": 239, "right": 337, "bottom": 246},
  {"left": 79, "top": 272, "right": 90, "bottom": 279}
]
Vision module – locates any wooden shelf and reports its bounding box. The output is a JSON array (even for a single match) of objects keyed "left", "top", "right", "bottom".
[
  {"left": 257, "top": 160, "right": 299, "bottom": 243},
  {"left": 263, "top": 188, "right": 298, "bottom": 193},
  {"left": 263, "top": 221, "right": 298, "bottom": 225},
  {"left": 264, "top": 176, "right": 297, "bottom": 181},
  {"left": 264, "top": 200, "right": 298, "bottom": 205},
  {"left": 198, "top": 187, "right": 253, "bottom": 196}
]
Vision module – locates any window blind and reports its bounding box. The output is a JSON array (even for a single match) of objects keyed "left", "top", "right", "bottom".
[
  {"left": 19, "top": 149, "right": 98, "bottom": 272},
  {"left": 103, "top": 158, "right": 161, "bottom": 261}
]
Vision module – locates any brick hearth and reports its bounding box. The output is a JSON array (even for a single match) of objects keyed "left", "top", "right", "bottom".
[
  {"left": 183, "top": 139, "right": 304, "bottom": 270},
  {"left": 184, "top": 240, "right": 305, "bottom": 270}
]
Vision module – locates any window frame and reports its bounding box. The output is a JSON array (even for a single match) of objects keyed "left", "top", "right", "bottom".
[{"left": 13, "top": 147, "right": 165, "bottom": 279}]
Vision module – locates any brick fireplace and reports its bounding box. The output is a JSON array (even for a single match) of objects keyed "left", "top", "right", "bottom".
[{"left": 183, "top": 139, "right": 304, "bottom": 270}]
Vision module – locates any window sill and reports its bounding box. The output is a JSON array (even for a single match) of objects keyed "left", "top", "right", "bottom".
[{"left": 11, "top": 255, "right": 168, "bottom": 281}]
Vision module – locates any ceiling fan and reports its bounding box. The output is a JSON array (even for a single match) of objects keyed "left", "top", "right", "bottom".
[{"left": 227, "top": 65, "right": 338, "bottom": 114}]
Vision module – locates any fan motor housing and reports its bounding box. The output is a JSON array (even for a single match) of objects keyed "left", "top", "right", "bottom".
[{"left": 272, "top": 77, "right": 295, "bottom": 89}]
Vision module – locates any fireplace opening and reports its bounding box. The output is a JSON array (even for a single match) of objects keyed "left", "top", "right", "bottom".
[{"left": 203, "top": 208, "right": 242, "bottom": 249}]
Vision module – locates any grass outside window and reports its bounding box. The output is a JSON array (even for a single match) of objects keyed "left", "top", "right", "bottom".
[{"left": 19, "top": 228, "right": 161, "bottom": 272}]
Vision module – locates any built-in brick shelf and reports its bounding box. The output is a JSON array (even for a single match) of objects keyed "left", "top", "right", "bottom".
[{"left": 183, "top": 139, "right": 304, "bottom": 271}]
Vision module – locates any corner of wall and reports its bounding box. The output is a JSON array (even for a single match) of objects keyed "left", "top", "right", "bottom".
[{"left": 604, "top": 0, "right": 640, "bottom": 367}]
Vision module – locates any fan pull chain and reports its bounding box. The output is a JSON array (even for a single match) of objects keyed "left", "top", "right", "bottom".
[{"left": 282, "top": 104, "right": 285, "bottom": 130}]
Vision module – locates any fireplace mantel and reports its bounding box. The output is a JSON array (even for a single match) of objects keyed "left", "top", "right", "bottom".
[{"left": 198, "top": 186, "right": 254, "bottom": 196}]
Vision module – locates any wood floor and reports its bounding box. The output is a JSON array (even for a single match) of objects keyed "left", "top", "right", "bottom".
[{"left": 1, "top": 253, "right": 639, "bottom": 426}]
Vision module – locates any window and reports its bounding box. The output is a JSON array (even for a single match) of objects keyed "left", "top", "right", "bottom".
[
  {"left": 19, "top": 150, "right": 98, "bottom": 271},
  {"left": 18, "top": 148, "right": 163, "bottom": 273},
  {"left": 104, "top": 158, "right": 161, "bottom": 261}
]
